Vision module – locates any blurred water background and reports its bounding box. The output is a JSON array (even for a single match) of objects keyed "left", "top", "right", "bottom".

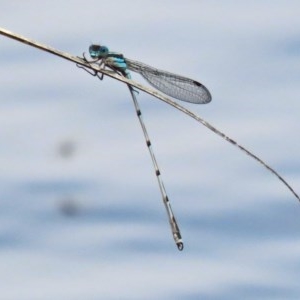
[{"left": 0, "top": 1, "right": 300, "bottom": 299}]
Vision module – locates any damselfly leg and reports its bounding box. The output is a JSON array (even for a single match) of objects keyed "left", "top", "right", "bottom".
[{"left": 77, "top": 53, "right": 106, "bottom": 80}]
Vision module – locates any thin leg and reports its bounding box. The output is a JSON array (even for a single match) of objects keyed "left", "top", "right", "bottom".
[
  {"left": 128, "top": 85, "right": 183, "bottom": 251},
  {"left": 76, "top": 54, "right": 105, "bottom": 79}
]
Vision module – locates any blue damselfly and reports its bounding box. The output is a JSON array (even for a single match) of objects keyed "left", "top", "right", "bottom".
[{"left": 0, "top": 27, "right": 299, "bottom": 251}]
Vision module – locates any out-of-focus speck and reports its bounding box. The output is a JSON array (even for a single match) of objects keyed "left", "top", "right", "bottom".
[
  {"left": 58, "top": 140, "right": 77, "bottom": 159},
  {"left": 59, "top": 197, "right": 80, "bottom": 217}
]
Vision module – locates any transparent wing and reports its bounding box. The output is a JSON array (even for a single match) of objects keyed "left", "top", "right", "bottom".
[{"left": 125, "top": 58, "right": 211, "bottom": 104}]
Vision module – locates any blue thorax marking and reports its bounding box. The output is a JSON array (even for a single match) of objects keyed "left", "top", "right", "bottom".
[{"left": 89, "top": 44, "right": 131, "bottom": 78}]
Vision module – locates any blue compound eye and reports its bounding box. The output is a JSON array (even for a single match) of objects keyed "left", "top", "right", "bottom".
[
  {"left": 89, "top": 44, "right": 109, "bottom": 58},
  {"left": 89, "top": 44, "right": 100, "bottom": 58}
]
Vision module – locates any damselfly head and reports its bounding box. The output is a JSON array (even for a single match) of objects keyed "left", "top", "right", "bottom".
[{"left": 89, "top": 44, "right": 109, "bottom": 58}]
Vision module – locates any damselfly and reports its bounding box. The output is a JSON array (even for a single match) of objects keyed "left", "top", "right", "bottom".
[{"left": 0, "top": 27, "right": 298, "bottom": 251}]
